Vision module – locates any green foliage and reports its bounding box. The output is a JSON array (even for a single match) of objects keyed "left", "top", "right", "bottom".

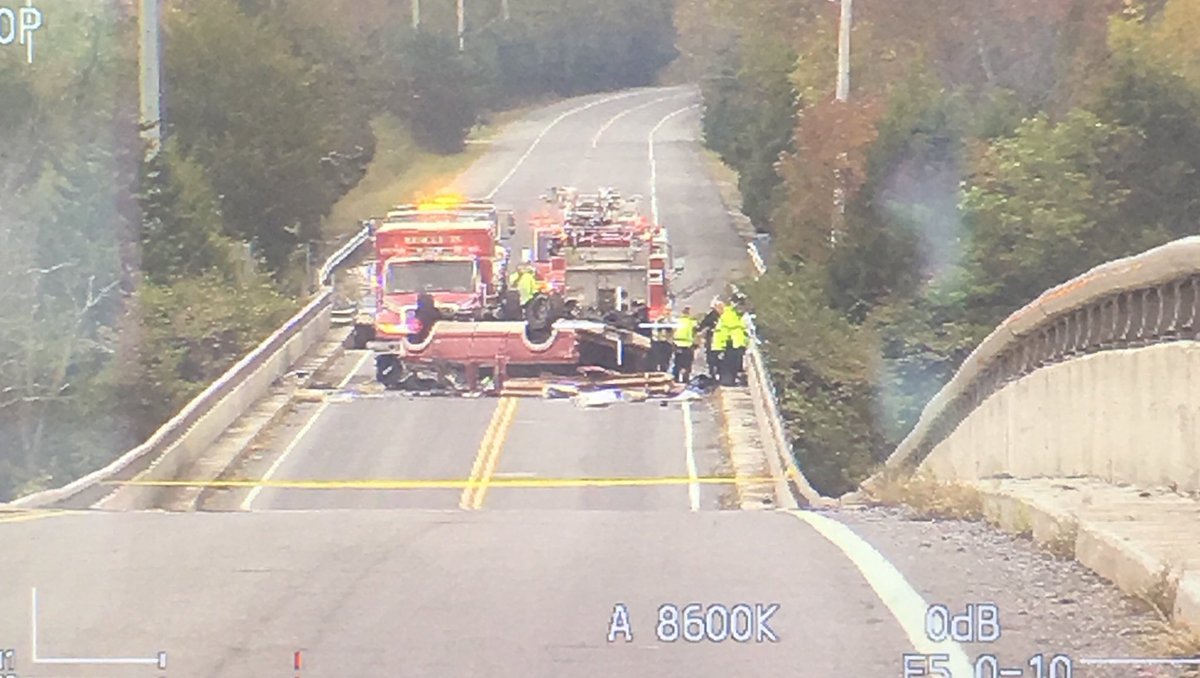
[
  {"left": 139, "top": 143, "right": 236, "bottom": 283},
  {"left": 744, "top": 269, "right": 880, "bottom": 495},
  {"left": 864, "top": 286, "right": 985, "bottom": 446},
  {"left": 108, "top": 274, "right": 294, "bottom": 442},
  {"left": 404, "top": 33, "right": 481, "bottom": 155},
  {"left": 961, "top": 109, "right": 1146, "bottom": 318},
  {"left": 468, "top": 0, "right": 678, "bottom": 101},
  {"left": 0, "top": 4, "right": 136, "bottom": 500},
  {"left": 827, "top": 72, "right": 964, "bottom": 318},
  {"left": 164, "top": 0, "right": 365, "bottom": 277},
  {"left": 700, "top": 39, "right": 796, "bottom": 230},
  {"left": 1092, "top": 48, "right": 1200, "bottom": 244}
]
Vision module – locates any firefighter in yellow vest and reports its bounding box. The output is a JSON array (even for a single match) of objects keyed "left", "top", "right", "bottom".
[
  {"left": 713, "top": 297, "right": 748, "bottom": 386},
  {"left": 509, "top": 264, "right": 539, "bottom": 306},
  {"left": 671, "top": 306, "right": 698, "bottom": 383}
]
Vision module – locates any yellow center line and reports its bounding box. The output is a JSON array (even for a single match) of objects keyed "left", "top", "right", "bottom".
[
  {"left": 471, "top": 397, "right": 517, "bottom": 509},
  {"left": 109, "top": 476, "right": 766, "bottom": 490},
  {"left": 0, "top": 510, "right": 75, "bottom": 525},
  {"left": 459, "top": 397, "right": 516, "bottom": 509}
]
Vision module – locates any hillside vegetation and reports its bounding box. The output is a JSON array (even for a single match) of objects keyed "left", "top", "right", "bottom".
[{"left": 676, "top": 0, "right": 1200, "bottom": 494}]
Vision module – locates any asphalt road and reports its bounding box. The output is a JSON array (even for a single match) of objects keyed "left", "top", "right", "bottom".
[
  {"left": 4, "top": 90, "right": 1181, "bottom": 677},
  {"left": 243, "top": 86, "right": 744, "bottom": 513}
]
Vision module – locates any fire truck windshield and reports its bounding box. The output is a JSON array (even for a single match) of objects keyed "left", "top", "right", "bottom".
[{"left": 385, "top": 260, "right": 475, "bottom": 294}]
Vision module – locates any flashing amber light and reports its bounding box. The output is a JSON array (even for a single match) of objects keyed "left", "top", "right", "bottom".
[{"left": 416, "top": 193, "right": 467, "bottom": 211}]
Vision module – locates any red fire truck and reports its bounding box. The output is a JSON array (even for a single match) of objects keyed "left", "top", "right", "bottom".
[
  {"left": 359, "top": 194, "right": 666, "bottom": 392},
  {"left": 531, "top": 188, "right": 675, "bottom": 323}
]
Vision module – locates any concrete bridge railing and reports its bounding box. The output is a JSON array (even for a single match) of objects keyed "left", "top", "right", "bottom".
[{"left": 884, "top": 237, "right": 1200, "bottom": 490}]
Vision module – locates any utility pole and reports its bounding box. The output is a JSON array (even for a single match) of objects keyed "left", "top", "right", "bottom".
[
  {"left": 502, "top": 0, "right": 510, "bottom": 21},
  {"left": 457, "top": 0, "right": 465, "bottom": 51},
  {"left": 831, "top": 0, "right": 852, "bottom": 246},
  {"left": 412, "top": 0, "right": 420, "bottom": 30},
  {"left": 139, "top": 0, "right": 162, "bottom": 159},
  {"left": 836, "top": 0, "right": 851, "bottom": 102}
]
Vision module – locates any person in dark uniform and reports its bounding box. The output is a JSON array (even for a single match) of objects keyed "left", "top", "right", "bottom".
[
  {"left": 650, "top": 324, "right": 673, "bottom": 373},
  {"left": 410, "top": 292, "right": 440, "bottom": 343},
  {"left": 696, "top": 298, "right": 722, "bottom": 379},
  {"left": 633, "top": 301, "right": 652, "bottom": 338}
]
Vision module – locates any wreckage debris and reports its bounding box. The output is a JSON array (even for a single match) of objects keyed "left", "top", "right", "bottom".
[{"left": 498, "top": 371, "right": 694, "bottom": 401}]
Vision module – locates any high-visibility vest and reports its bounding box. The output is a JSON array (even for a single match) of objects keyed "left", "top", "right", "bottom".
[
  {"left": 673, "top": 315, "right": 697, "bottom": 347},
  {"left": 714, "top": 306, "right": 746, "bottom": 350},
  {"left": 516, "top": 271, "right": 537, "bottom": 304}
]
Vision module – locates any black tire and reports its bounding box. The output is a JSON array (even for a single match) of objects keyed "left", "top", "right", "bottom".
[
  {"left": 501, "top": 290, "right": 523, "bottom": 321},
  {"left": 525, "top": 294, "right": 551, "bottom": 331},
  {"left": 375, "top": 355, "right": 402, "bottom": 389}
]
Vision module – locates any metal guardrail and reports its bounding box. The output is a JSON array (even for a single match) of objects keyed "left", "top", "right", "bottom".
[
  {"left": 887, "top": 236, "right": 1200, "bottom": 470},
  {"left": 320, "top": 223, "right": 371, "bottom": 287},
  {"left": 12, "top": 227, "right": 373, "bottom": 508},
  {"left": 737, "top": 243, "right": 823, "bottom": 504}
]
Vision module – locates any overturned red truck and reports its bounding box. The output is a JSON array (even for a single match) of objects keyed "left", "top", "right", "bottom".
[{"left": 357, "top": 194, "right": 678, "bottom": 392}]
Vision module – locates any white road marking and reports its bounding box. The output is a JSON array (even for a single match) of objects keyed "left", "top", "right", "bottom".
[
  {"left": 645, "top": 99, "right": 704, "bottom": 511},
  {"left": 648, "top": 103, "right": 700, "bottom": 224},
  {"left": 789, "top": 511, "right": 974, "bottom": 673},
  {"left": 682, "top": 402, "right": 700, "bottom": 511},
  {"left": 240, "top": 351, "right": 372, "bottom": 511},
  {"left": 590, "top": 93, "right": 690, "bottom": 148},
  {"left": 485, "top": 90, "right": 646, "bottom": 200}
]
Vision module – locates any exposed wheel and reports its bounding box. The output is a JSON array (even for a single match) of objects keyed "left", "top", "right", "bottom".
[
  {"left": 375, "top": 355, "right": 402, "bottom": 389},
  {"left": 525, "top": 294, "right": 551, "bottom": 331},
  {"left": 500, "top": 290, "right": 523, "bottom": 321}
]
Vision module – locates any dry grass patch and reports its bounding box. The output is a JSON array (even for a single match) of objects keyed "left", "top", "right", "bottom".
[{"left": 862, "top": 468, "right": 985, "bottom": 521}]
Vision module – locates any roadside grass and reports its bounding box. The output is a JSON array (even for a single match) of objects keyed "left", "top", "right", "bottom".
[
  {"left": 322, "top": 115, "right": 488, "bottom": 242},
  {"left": 698, "top": 148, "right": 756, "bottom": 241},
  {"left": 321, "top": 103, "right": 548, "bottom": 244},
  {"left": 861, "top": 468, "right": 985, "bottom": 521},
  {"left": 1134, "top": 566, "right": 1200, "bottom": 672}
]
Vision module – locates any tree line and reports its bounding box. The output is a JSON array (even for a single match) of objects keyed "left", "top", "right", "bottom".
[
  {"left": 0, "top": 0, "right": 675, "bottom": 500},
  {"left": 677, "top": 0, "right": 1200, "bottom": 494}
]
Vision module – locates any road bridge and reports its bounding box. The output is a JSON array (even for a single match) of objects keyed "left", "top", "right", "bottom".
[{"left": 3, "top": 88, "right": 1195, "bottom": 677}]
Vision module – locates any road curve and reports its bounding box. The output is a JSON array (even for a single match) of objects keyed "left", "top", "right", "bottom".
[{"left": 241, "top": 86, "right": 745, "bottom": 513}]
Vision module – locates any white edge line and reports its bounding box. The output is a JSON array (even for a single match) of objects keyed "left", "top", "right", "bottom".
[
  {"left": 789, "top": 512, "right": 974, "bottom": 674},
  {"left": 31, "top": 587, "right": 37, "bottom": 661},
  {"left": 648, "top": 103, "right": 700, "bottom": 224},
  {"left": 682, "top": 402, "right": 699, "bottom": 511},
  {"left": 485, "top": 90, "right": 646, "bottom": 200},
  {"left": 240, "top": 351, "right": 371, "bottom": 511},
  {"left": 591, "top": 93, "right": 690, "bottom": 149}
]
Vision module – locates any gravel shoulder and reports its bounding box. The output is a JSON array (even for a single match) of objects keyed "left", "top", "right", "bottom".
[{"left": 833, "top": 506, "right": 1194, "bottom": 677}]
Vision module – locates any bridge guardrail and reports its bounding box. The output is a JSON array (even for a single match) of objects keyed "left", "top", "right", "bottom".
[
  {"left": 320, "top": 223, "right": 371, "bottom": 287},
  {"left": 886, "top": 236, "right": 1200, "bottom": 470},
  {"left": 11, "top": 226, "right": 373, "bottom": 509},
  {"left": 737, "top": 246, "right": 824, "bottom": 505}
]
